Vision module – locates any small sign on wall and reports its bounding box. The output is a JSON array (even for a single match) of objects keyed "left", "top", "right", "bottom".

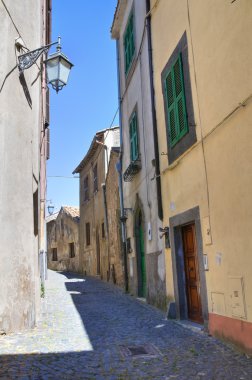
[
  {"left": 129, "top": 257, "right": 133, "bottom": 278},
  {"left": 148, "top": 222, "right": 152, "bottom": 241},
  {"left": 203, "top": 253, "right": 209, "bottom": 271},
  {"left": 202, "top": 216, "right": 212, "bottom": 245}
]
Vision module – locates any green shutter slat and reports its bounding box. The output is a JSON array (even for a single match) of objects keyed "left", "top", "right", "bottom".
[
  {"left": 124, "top": 13, "right": 135, "bottom": 75},
  {"left": 169, "top": 107, "right": 177, "bottom": 144},
  {"left": 166, "top": 73, "right": 174, "bottom": 107},
  {"left": 164, "top": 53, "right": 188, "bottom": 148},
  {"left": 174, "top": 58, "right": 182, "bottom": 97},
  {"left": 129, "top": 112, "right": 138, "bottom": 161}
]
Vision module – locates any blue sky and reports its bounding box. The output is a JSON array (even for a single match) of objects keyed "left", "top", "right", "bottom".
[{"left": 47, "top": 0, "right": 118, "bottom": 213}]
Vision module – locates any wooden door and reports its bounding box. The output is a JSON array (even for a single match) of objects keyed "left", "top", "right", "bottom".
[{"left": 182, "top": 224, "right": 203, "bottom": 323}]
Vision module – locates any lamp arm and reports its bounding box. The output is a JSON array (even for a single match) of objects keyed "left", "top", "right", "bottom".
[{"left": 18, "top": 40, "right": 58, "bottom": 72}]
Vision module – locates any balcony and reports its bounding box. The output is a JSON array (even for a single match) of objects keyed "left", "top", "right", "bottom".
[{"left": 123, "top": 159, "right": 141, "bottom": 182}]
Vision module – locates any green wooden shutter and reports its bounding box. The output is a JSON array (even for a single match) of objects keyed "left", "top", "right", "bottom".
[
  {"left": 165, "top": 53, "right": 188, "bottom": 147},
  {"left": 124, "top": 13, "right": 135, "bottom": 75},
  {"left": 130, "top": 112, "right": 139, "bottom": 161}
]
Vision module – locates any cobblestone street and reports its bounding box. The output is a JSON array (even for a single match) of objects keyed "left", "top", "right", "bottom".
[{"left": 0, "top": 270, "right": 251, "bottom": 379}]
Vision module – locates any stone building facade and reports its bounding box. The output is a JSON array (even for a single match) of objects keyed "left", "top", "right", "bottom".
[
  {"left": 111, "top": 0, "right": 166, "bottom": 309},
  {"left": 47, "top": 207, "right": 80, "bottom": 273},
  {"left": 105, "top": 149, "right": 124, "bottom": 288},
  {"left": 0, "top": 0, "right": 51, "bottom": 333},
  {"left": 73, "top": 128, "right": 120, "bottom": 281}
]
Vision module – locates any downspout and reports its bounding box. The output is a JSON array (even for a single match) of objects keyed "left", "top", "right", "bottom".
[
  {"left": 146, "top": 0, "right": 163, "bottom": 220},
  {"left": 101, "top": 183, "right": 110, "bottom": 281},
  {"left": 116, "top": 39, "right": 129, "bottom": 292}
]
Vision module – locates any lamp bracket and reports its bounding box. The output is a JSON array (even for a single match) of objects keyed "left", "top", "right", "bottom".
[{"left": 18, "top": 40, "right": 58, "bottom": 72}]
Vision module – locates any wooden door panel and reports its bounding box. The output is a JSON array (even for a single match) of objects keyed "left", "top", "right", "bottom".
[{"left": 182, "top": 224, "right": 203, "bottom": 324}]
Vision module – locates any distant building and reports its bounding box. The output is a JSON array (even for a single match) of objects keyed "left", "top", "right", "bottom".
[
  {"left": 111, "top": 0, "right": 166, "bottom": 309},
  {"left": 73, "top": 127, "right": 120, "bottom": 281},
  {"left": 0, "top": 0, "right": 51, "bottom": 333},
  {"left": 105, "top": 148, "right": 124, "bottom": 287},
  {"left": 47, "top": 207, "right": 80, "bottom": 273}
]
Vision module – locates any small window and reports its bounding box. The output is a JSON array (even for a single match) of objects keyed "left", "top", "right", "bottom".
[
  {"left": 164, "top": 53, "right": 188, "bottom": 147},
  {"left": 69, "top": 242, "right": 75, "bottom": 258},
  {"left": 124, "top": 12, "right": 135, "bottom": 75},
  {"left": 129, "top": 111, "right": 139, "bottom": 161},
  {"left": 84, "top": 175, "right": 89, "bottom": 201},
  {"left": 52, "top": 248, "right": 57, "bottom": 261},
  {"left": 93, "top": 164, "right": 98, "bottom": 193},
  {"left": 101, "top": 222, "right": 105, "bottom": 239},
  {"left": 86, "top": 222, "right": 91, "bottom": 246}
]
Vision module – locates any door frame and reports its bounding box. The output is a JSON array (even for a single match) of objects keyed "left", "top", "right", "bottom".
[
  {"left": 169, "top": 206, "right": 208, "bottom": 327},
  {"left": 134, "top": 207, "right": 146, "bottom": 298}
]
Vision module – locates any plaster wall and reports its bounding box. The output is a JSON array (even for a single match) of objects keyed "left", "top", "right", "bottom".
[
  {"left": 116, "top": 0, "right": 166, "bottom": 308},
  {"left": 150, "top": 0, "right": 252, "bottom": 350},
  {"left": 0, "top": 0, "right": 43, "bottom": 332}
]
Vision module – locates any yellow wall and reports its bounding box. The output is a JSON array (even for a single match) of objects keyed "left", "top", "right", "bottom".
[{"left": 151, "top": 0, "right": 252, "bottom": 323}]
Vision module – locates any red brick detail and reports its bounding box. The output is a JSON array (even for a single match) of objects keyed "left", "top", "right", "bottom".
[{"left": 209, "top": 313, "right": 252, "bottom": 354}]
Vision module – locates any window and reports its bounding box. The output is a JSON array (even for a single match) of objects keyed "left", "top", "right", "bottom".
[
  {"left": 101, "top": 222, "right": 105, "bottom": 239},
  {"left": 124, "top": 12, "right": 135, "bottom": 75},
  {"left": 69, "top": 242, "right": 75, "bottom": 258},
  {"left": 93, "top": 164, "right": 98, "bottom": 192},
  {"left": 164, "top": 53, "right": 188, "bottom": 147},
  {"left": 84, "top": 175, "right": 89, "bottom": 201},
  {"left": 86, "top": 222, "right": 91, "bottom": 246},
  {"left": 52, "top": 248, "right": 57, "bottom": 261},
  {"left": 129, "top": 111, "right": 139, "bottom": 161}
]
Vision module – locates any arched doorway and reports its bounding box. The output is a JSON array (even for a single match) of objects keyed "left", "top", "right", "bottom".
[{"left": 135, "top": 209, "right": 146, "bottom": 298}]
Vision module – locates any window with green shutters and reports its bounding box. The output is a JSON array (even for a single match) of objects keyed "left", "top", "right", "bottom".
[
  {"left": 129, "top": 111, "right": 139, "bottom": 161},
  {"left": 124, "top": 12, "right": 135, "bottom": 75},
  {"left": 164, "top": 53, "right": 188, "bottom": 147}
]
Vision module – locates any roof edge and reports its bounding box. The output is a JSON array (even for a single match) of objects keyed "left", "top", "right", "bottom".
[{"left": 111, "top": 0, "right": 127, "bottom": 39}]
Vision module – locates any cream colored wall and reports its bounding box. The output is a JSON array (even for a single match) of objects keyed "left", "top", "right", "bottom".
[{"left": 151, "top": 0, "right": 252, "bottom": 322}]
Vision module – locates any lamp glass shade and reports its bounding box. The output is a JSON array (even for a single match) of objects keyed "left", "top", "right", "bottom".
[
  {"left": 47, "top": 204, "right": 54, "bottom": 215},
  {"left": 46, "top": 56, "right": 59, "bottom": 83},
  {"left": 45, "top": 51, "right": 73, "bottom": 92}
]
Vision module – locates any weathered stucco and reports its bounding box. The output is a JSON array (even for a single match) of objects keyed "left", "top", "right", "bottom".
[
  {"left": 111, "top": 0, "right": 166, "bottom": 308},
  {"left": 151, "top": 0, "right": 252, "bottom": 352},
  {"left": 47, "top": 207, "right": 80, "bottom": 273},
  {"left": 0, "top": 1, "right": 49, "bottom": 333},
  {"left": 105, "top": 150, "right": 125, "bottom": 288}
]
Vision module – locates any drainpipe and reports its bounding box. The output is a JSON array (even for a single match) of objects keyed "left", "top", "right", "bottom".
[
  {"left": 101, "top": 183, "right": 110, "bottom": 281},
  {"left": 116, "top": 39, "right": 129, "bottom": 292},
  {"left": 146, "top": 0, "right": 163, "bottom": 220}
]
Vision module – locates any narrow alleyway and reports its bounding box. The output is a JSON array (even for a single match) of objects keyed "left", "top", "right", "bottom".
[{"left": 0, "top": 271, "right": 251, "bottom": 380}]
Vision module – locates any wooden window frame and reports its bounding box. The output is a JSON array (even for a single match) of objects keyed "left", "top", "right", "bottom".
[
  {"left": 69, "top": 242, "right": 75, "bottom": 258},
  {"left": 123, "top": 11, "right": 135, "bottom": 76},
  {"left": 164, "top": 53, "right": 188, "bottom": 148},
  {"left": 86, "top": 222, "right": 91, "bottom": 246},
  {"left": 129, "top": 110, "right": 139, "bottom": 161},
  {"left": 101, "top": 222, "right": 105, "bottom": 239},
  {"left": 52, "top": 248, "right": 57, "bottom": 261}
]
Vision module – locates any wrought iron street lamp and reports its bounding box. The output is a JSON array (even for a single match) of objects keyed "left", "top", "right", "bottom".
[{"left": 17, "top": 37, "right": 73, "bottom": 93}]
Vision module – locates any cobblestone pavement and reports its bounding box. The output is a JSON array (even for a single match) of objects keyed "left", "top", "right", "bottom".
[{"left": 0, "top": 271, "right": 251, "bottom": 379}]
